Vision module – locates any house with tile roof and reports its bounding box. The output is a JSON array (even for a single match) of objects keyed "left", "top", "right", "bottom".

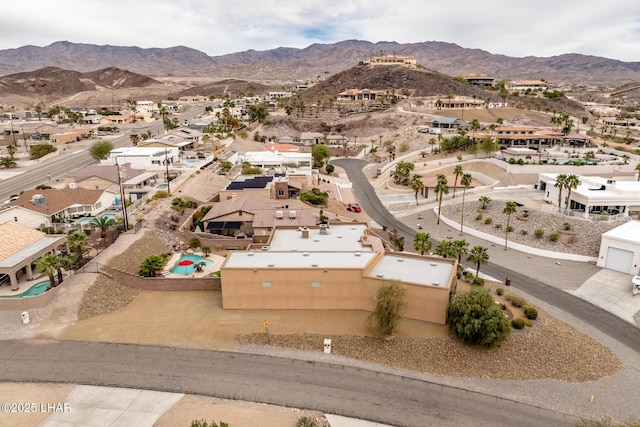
[
  {"left": 0, "top": 188, "right": 116, "bottom": 230},
  {"left": 0, "top": 221, "right": 66, "bottom": 291}
]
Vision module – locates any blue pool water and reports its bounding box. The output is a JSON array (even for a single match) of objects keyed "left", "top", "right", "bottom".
[
  {"left": 170, "top": 254, "right": 214, "bottom": 275},
  {"left": 0, "top": 280, "right": 51, "bottom": 298},
  {"left": 78, "top": 214, "right": 117, "bottom": 225}
]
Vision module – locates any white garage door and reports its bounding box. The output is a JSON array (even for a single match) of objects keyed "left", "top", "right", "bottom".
[{"left": 605, "top": 247, "right": 634, "bottom": 273}]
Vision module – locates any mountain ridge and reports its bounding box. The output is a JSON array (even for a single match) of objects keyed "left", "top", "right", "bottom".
[{"left": 1, "top": 40, "right": 639, "bottom": 85}]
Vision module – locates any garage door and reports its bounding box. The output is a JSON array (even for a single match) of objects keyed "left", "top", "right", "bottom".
[{"left": 605, "top": 247, "right": 634, "bottom": 274}]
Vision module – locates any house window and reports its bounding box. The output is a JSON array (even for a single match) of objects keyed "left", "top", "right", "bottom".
[
  {"left": 311, "top": 281, "right": 321, "bottom": 288},
  {"left": 278, "top": 190, "right": 285, "bottom": 196},
  {"left": 261, "top": 281, "right": 272, "bottom": 288}
]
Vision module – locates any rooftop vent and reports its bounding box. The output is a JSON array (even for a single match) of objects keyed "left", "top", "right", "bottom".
[
  {"left": 319, "top": 224, "right": 328, "bottom": 235},
  {"left": 268, "top": 263, "right": 275, "bottom": 267},
  {"left": 311, "top": 264, "right": 318, "bottom": 267},
  {"left": 355, "top": 252, "right": 361, "bottom": 257},
  {"left": 303, "top": 252, "right": 310, "bottom": 257},
  {"left": 31, "top": 194, "right": 46, "bottom": 206},
  {"left": 248, "top": 252, "right": 254, "bottom": 256},
  {"left": 433, "top": 282, "right": 440, "bottom": 286},
  {"left": 261, "top": 246, "right": 269, "bottom": 251},
  {"left": 376, "top": 273, "right": 384, "bottom": 278},
  {"left": 397, "top": 258, "right": 404, "bottom": 262},
  {"left": 430, "top": 263, "right": 437, "bottom": 267}
]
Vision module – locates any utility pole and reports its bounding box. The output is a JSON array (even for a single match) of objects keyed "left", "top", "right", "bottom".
[
  {"left": 116, "top": 160, "right": 129, "bottom": 231},
  {"left": 165, "top": 148, "right": 171, "bottom": 195}
]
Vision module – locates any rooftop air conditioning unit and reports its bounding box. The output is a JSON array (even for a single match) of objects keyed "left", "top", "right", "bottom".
[
  {"left": 289, "top": 210, "right": 296, "bottom": 219},
  {"left": 276, "top": 210, "right": 284, "bottom": 219},
  {"left": 31, "top": 194, "right": 46, "bottom": 206},
  {"left": 69, "top": 182, "right": 78, "bottom": 190}
]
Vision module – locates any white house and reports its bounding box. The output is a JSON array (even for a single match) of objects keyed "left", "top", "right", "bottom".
[
  {"left": 597, "top": 220, "right": 640, "bottom": 274},
  {"left": 240, "top": 151, "right": 312, "bottom": 176},
  {"left": 106, "top": 147, "right": 180, "bottom": 171},
  {"left": 538, "top": 173, "right": 640, "bottom": 218}
]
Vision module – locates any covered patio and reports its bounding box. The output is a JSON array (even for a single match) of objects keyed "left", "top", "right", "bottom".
[{"left": 0, "top": 221, "right": 67, "bottom": 292}]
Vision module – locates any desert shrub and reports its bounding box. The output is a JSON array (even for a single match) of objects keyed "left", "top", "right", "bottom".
[
  {"left": 524, "top": 319, "right": 534, "bottom": 327},
  {"left": 464, "top": 271, "right": 474, "bottom": 281},
  {"left": 297, "top": 416, "right": 320, "bottom": 427},
  {"left": 300, "top": 188, "right": 329, "bottom": 206},
  {"left": 325, "top": 164, "right": 335, "bottom": 173},
  {"left": 534, "top": 229, "right": 544, "bottom": 238},
  {"left": 475, "top": 213, "right": 483, "bottom": 221},
  {"left": 563, "top": 222, "right": 571, "bottom": 230},
  {"left": 520, "top": 229, "right": 528, "bottom": 235},
  {"left": 189, "top": 238, "right": 201, "bottom": 248},
  {"left": 495, "top": 223, "right": 502, "bottom": 229},
  {"left": 548, "top": 232, "right": 559, "bottom": 242},
  {"left": 511, "top": 318, "right": 526, "bottom": 329},
  {"left": 524, "top": 307, "right": 539, "bottom": 320},
  {"left": 517, "top": 158, "right": 525, "bottom": 165},
  {"left": 507, "top": 225, "right": 514, "bottom": 232},
  {"left": 508, "top": 158, "right": 516, "bottom": 164},
  {"left": 398, "top": 141, "right": 410, "bottom": 152},
  {"left": 472, "top": 277, "right": 485, "bottom": 287},
  {"left": 153, "top": 190, "right": 170, "bottom": 200},
  {"left": 500, "top": 303, "right": 507, "bottom": 310},
  {"left": 495, "top": 287, "right": 504, "bottom": 296},
  {"left": 510, "top": 296, "right": 526, "bottom": 308},
  {"left": 190, "top": 421, "right": 229, "bottom": 427},
  {"left": 505, "top": 293, "right": 514, "bottom": 302},
  {"left": 484, "top": 217, "right": 493, "bottom": 225},
  {"left": 368, "top": 280, "right": 407, "bottom": 336}
]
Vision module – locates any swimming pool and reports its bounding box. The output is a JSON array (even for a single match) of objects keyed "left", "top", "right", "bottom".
[
  {"left": 170, "top": 254, "right": 214, "bottom": 275},
  {"left": 78, "top": 214, "right": 117, "bottom": 225},
  {"left": 0, "top": 280, "right": 51, "bottom": 298}
]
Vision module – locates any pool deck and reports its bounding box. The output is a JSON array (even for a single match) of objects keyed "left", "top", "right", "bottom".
[
  {"left": 162, "top": 252, "right": 223, "bottom": 278},
  {"left": 0, "top": 275, "right": 51, "bottom": 297}
]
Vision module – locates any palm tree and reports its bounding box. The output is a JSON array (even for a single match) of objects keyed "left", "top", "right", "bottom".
[
  {"left": 90, "top": 216, "right": 116, "bottom": 238},
  {"left": 435, "top": 174, "right": 449, "bottom": 225},
  {"left": 67, "top": 230, "right": 89, "bottom": 266},
  {"left": 139, "top": 255, "right": 165, "bottom": 277},
  {"left": 35, "top": 254, "right": 58, "bottom": 287},
  {"left": 410, "top": 174, "right": 424, "bottom": 205},
  {"left": 6, "top": 144, "right": 16, "bottom": 159},
  {"left": 202, "top": 246, "right": 211, "bottom": 257},
  {"left": 635, "top": 164, "right": 640, "bottom": 181},
  {"left": 479, "top": 195, "right": 491, "bottom": 210},
  {"left": 563, "top": 174, "right": 580, "bottom": 213},
  {"left": 52, "top": 255, "right": 71, "bottom": 286},
  {"left": 0, "top": 156, "right": 17, "bottom": 168},
  {"left": 503, "top": 201, "right": 518, "bottom": 251},
  {"left": 554, "top": 173, "right": 568, "bottom": 212},
  {"left": 459, "top": 173, "right": 472, "bottom": 235},
  {"left": 452, "top": 240, "right": 469, "bottom": 264},
  {"left": 467, "top": 245, "right": 489, "bottom": 279},
  {"left": 452, "top": 165, "right": 463, "bottom": 198},
  {"left": 435, "top": 240, "right": 456, "bottom": 258},
  {"left": 413, "top": 232, "right": 432, "bottom": 255}
]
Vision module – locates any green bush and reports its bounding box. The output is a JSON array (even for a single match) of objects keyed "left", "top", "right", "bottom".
[
  {"left": 524, "top": 319, "right": 534, "bottom": 327},
  {"left": 475, "top": 213, "right": 483, "bottom": 221},
  {"left": 524, "top": 307, "right": 538, "bottom": 320},
  {"left": 472, "top": 277, "right": 485, "bottom": 287},
  {"left": 563, "top": 222, "right": 571, "bottom": 230},
  {"left": 153, "top": 190, "right": 170, "bottom": 200},
  {"left": 484, "top": 217, "right": 493, "bottom": 225},
  {"left": 508, "top": 158, "right": 516, "bottom": 164},
  {"left": 505, "top": 293, "right": 514, "bottom": 302},
  {"left": 548, "top": 232, "right": 559, "bottom": 242},
  {"left": 190, "top": 420, "right": 229, "bottom": 427},
  {"left": 520, "top": 229, "right": 528, "bottom": 235},
  {"left": 506, "top": 225, "right": 514, "bottom": 232},
  {"left": 463, "top": 271, "right": 474, "bottom": 281},
  {"left": 300, "top": 188, "right": 329, "bottom": 206},
  {"left": 516, "top": 158, "right": 525, "bottom": 165},
  {"left": 534, "top": 229, "right": 544, "bottom": 238},
  {"left": 511, "top": 318, "right": 526, "bottom": 329},
  {"left": 325, "top": 164, "right": 335, "bottom": 173},
  {"left": 495, "top": 223, "right": 502, "bottom": 229},
  {"left": 297, "top": 416, "right": 320, "bottom": 427},
  {"left": 189, "top": 238, "right": 201, "bottom": 248},
  {"left": 495, "top": 287, "right": 504, "bottom": 296},
  {"left": 447, "top": 288, "right": 511, "bottom": 348}
]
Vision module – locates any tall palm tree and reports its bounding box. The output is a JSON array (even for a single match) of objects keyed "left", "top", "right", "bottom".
[
  {"left": 67, "top": 230, "right": 89, "bottom": 266},
  {"left": 452, "top": 165, "right": 463, "bottom": 198},
  {"left": 452, "top": 240, "right": 469, "bottom": 264},
  {"left": 459, "top": 173, "right": 472, "bottom": 235},
  {"left": 35, "top": 254, "right": 58, "bottom": 286},
  {"left": 410, "top": 174, "right": 424, "bottom": 205},
  {"left": 636, "top": 164, "right": 640, "bottom": 181},
  {"left": 554, "top": 173, "right": 568, "bottom": 212},
  {"left": 90, "top": 216, "right": 116, "bottom": 238},
  {"left": 503, "top": 201, "right": 518, "bottom": 251},
  {"left": 413, "top": 232, "right": 432, "bottom": 255},
  {"left": 435, "top": 174, "right": 449, "bottom": 225},
  {"left": 52, "top": 255, "right": 71, "bottom": 286},
  {"left": 563, "top": 174, "right": 580, "bottom": 213},
  {"left": 467, "top": 245, "right": 489, "bottom": 279}
]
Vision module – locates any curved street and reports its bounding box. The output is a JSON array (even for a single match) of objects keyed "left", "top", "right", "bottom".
[
  {"left": 0, "top": 340, "right": 576, "bottom": 427},
  {"left": 332, "top": 158, "right": 640, "bottom": 354}
]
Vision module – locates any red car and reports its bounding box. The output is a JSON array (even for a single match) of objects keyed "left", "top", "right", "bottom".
[{"left": 347, "top": 203, "right": 361, "bottom": 213}]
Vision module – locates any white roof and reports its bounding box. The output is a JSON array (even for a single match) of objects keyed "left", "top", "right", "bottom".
[
  {"left": 223, "top": 250, "right": 376, "bottom": 269},
  {"left": 267, "top": 224, "right": 371, "bottom": 252},
  {"left": 368, "top": 254, "right": 454, "bottom": 288},
  {"left": 602, "top": 220, "right": 640, "bottom": 243}
]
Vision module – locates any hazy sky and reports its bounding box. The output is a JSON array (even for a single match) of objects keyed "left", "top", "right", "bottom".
[{"left": 1, "top": 0, "right": 638, "bottom": 61}]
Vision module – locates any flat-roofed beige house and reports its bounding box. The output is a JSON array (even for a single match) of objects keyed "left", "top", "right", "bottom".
[
  {"left": 220, "top": 223, "right": 456, "bottom": 324},
  {"left": 0, "top": 221, "right": 66, "bottom": 290}
]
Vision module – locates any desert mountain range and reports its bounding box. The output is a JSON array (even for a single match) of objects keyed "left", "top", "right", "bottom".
[{"left": 1, "top": 40, "right": 640, "bottom": 85}]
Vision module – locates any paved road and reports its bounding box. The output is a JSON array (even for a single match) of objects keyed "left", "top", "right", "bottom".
[
  {"left": 0, "top": 340, "right": 576, "bottom": 427},
  {"left": 332, "top": 158, "right": 640, "bottom": 355}
]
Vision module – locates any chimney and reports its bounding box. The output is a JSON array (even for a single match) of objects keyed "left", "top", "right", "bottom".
[
  {"left": 301, "top": 227, "right": 309, "bottom": 239},
  {"left": 231, "top": 192, "right": 237, "bottom": 202}
]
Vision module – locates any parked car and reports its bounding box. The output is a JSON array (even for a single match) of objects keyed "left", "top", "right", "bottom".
[
  {"left": 347, "top": 203, "right": 361, "bottom": 213},
  {"left": 632, "top": 274, "right": 640, "bottom": 295}
]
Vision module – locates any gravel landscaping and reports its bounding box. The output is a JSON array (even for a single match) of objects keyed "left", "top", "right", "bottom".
[{"left": 441, "top": 200, "right": 625, "bottom": 257}]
